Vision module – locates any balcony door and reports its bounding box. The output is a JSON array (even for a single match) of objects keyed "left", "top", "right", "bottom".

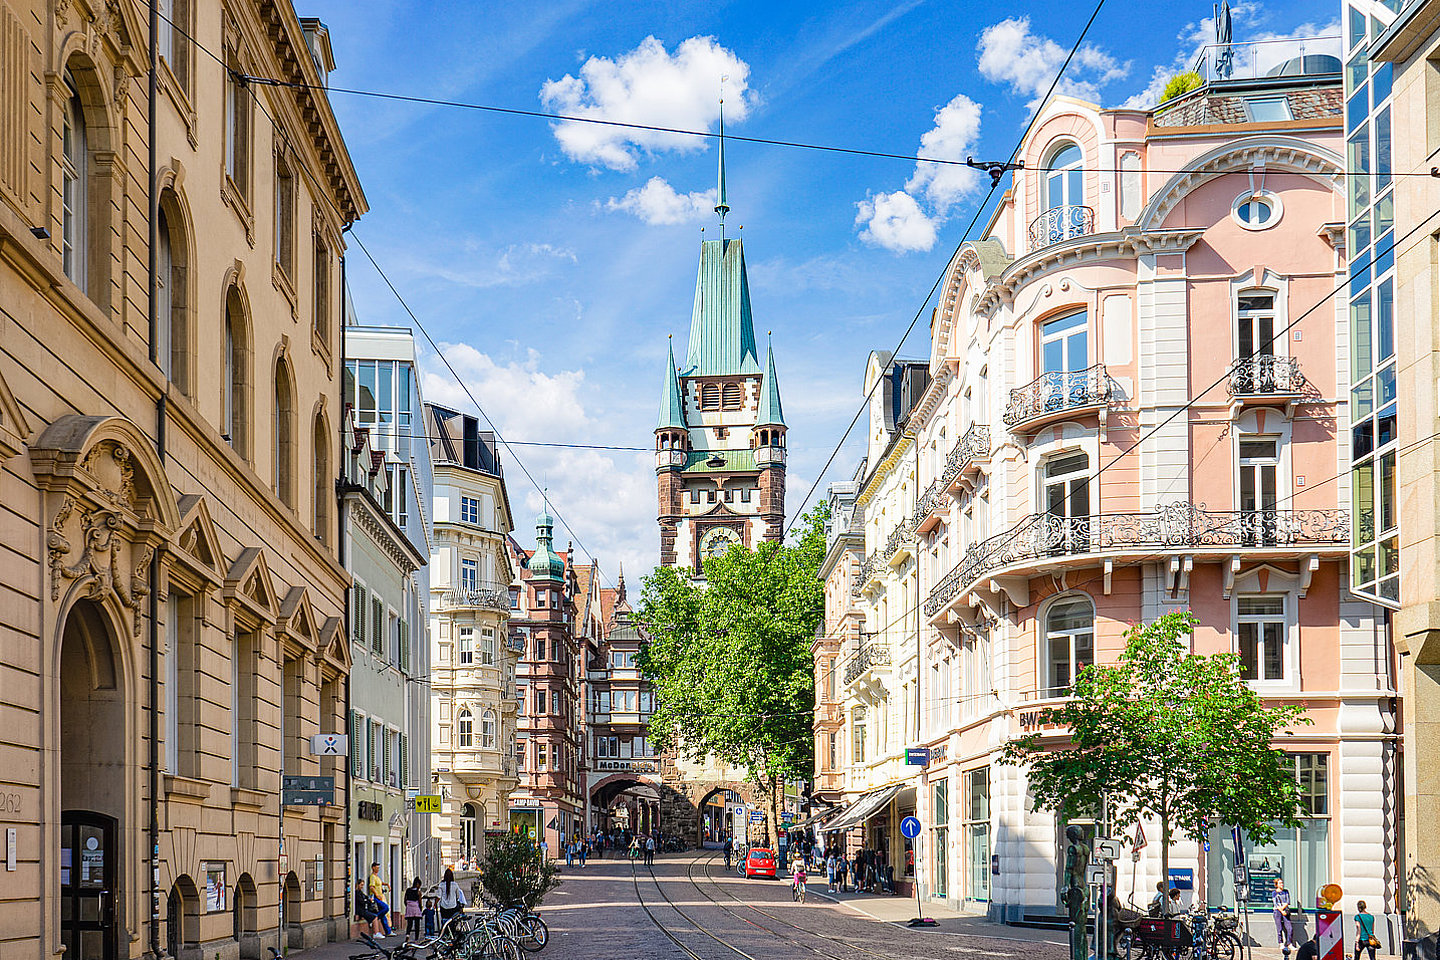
[
  {"left": 1041, "top": 312, "right": 1088, "bottom": 410},
  {"left": 1043, "top": 451, "right": 1090, "bottom": 554},
  {"left": 1239, "top": 436, "right": 1279, "bottom": 545},
  {"left": 1236, "top": 292, "right": 1278, "bottom": 392},
  {"left": 1045, "top": 144, "right": 1083, "bottom": 211}
]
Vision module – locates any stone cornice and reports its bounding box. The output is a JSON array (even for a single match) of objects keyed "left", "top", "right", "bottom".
[
  {"left": 855, "top": 432, "right": 915, "bottom": 509},
  {"left": 346, "top": 489, "right": 425, "bottom": 573},
  {"left": 905, "top": 360, "right": 958, "bottom": 431}
]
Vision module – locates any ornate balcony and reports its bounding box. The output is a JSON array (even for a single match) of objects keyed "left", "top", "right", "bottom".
[
  {"left": 925, "top": 502, "right": 1350, "bottom": 617},
  {"left": 850, "top": 517, "right": 915, "bottom": 596},
  {"left": 436, "top": 583, "right": 510, "bottom": 613},
  {"left": 1029, "top": 204, "right": 1095, "bottom": 249},
  {"left": 1228, "top": 355, "right": 1305, "bottom": 398},
  {"left": 843, "top": 642, "right": 892, "bottom": 686},
  {"left": 1003, "top": 364, "right": 1112, "bottom": 431},
  {"left": 917, "top": 424, "right": 991, "bottom": 532}
]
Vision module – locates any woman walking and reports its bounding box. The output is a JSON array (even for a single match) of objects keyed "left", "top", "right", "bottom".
[
  {"left": 1354, "top": 901, "right": 1379, "bottom": 960},
  {"left": 437, "top": 868, "right": 467, "bottom": 929},
  {"left": 402, "top": 878, "right": 422, "bottom": 941}
]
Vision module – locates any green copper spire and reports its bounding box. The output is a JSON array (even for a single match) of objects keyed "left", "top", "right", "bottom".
[
  {"left": 755, "top": 337, "right": 786, "bottom": 428},
  {"left": 715, "top": 99, "right": 730, "bottom": 223},
  {"left": 528, "top": 500, "right": 565, "bottom": 581},
  {"left": 657, "top": 337, "right": 687, "bottom": 430}
]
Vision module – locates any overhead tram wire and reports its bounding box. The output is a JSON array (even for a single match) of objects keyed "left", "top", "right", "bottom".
[
  {"left": 167, "top": 10, "right": 630, "bottom": 594},
  {"left": 779, "top": 0, "right": 1112, "bottom": 540}
]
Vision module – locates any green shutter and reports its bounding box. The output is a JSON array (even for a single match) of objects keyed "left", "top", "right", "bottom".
[
  {"left": 399, "top": 733, "right": 408, "bottom": 790},
  {"left": 373, "top": 598, "right": 384, "bottom": 657},
  {"left": 383, "top": 728, "right": 392, "bottom": 785},
  {"left": 350, "top": 710, "right": 363, "bottom": 778},
  {"left": 399, "top": 618, "right": 409, "bottom": 673}
]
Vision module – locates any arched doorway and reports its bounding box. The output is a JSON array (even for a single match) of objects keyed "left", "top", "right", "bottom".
[
  {"left": 166, "top": 876, "right": 200, "bottom": 960},
  {"left": 460, "top": 803, "right": 478, "bottom": 866},
  {"left": 233, "top": 873, "right": 259, "bottom": 958},
  {"left": 60, "top": 599, "right": 128, "bottom": 960},
  {"left": 281, "top": 871, "right": 303, "bottom": 948}
]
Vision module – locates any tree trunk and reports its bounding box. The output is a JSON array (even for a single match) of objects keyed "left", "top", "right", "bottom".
[{"left": 1160, "top": 805, "right": 1171, "bottom": 902}]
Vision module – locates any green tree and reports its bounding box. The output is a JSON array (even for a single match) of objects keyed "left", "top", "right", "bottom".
[
  {"left": 473, "top": 832, "right": 561, "bottom": 909},
  {"left": 1159, "top": 70, "right": 1203, "bottom": 104},
  {"left": 636, "top": 504, "right": 827, "bottom": 845},
  {"left": 999, "top": 611, "right": 1310, "bottom": 883}
]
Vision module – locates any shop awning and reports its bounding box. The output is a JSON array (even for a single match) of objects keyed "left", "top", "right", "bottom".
[{"left": 821, "top": 784, "right": 903, "bottom": 833}]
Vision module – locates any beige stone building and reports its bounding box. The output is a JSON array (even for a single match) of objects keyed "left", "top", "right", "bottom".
[
  {"left": 0, "top": 1, "right": 365, "bottom": 958},
  {"left": 425, "top": 404, "right": 519, "bottom": 867},
  {"left": 1374, "top": 0, "right": 1440, "bottom": 940}
]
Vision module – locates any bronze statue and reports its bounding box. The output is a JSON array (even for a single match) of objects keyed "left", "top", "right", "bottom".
[{"left": 1063, "top": 826, "right": 1091, "bottom": 960}]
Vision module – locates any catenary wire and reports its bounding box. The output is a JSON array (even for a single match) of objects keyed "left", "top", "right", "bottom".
[{"left": 779, "top": 0, "right": 1112, "bottom": 541}]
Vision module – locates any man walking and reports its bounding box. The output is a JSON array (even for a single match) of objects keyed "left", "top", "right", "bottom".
[{"left": 645, "top": 835, "right": 656, "bottom": 865}]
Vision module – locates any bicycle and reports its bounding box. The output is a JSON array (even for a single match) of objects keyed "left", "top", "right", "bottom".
[
  {"left": 480, "top": 898, "right": 548, "bottom": 953},
  {"left": 791, "top": 874, "right": 807, "bottom": 904}
]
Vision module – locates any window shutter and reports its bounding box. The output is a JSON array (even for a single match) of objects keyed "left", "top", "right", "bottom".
[
  {"left": 399, "top": 733, "right": 408, "bottom": 789},
  {"left": 350, "top": 710, "right": 363, "bottom": 778},
  {"left": 372, "top": 598, "right": 384, "bottom": 656},
  {"left": 399, "top": 618, "right": 409, "bottom": 673}
]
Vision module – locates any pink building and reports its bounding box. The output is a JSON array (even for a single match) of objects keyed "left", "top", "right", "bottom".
[{"left": 858, "top": 59, "right": 1398, "bottom": 938}]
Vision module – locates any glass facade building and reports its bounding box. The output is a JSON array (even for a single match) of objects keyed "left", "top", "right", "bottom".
[{"left": 1346, "top": 0, "right": 1402, "bottom": 606}]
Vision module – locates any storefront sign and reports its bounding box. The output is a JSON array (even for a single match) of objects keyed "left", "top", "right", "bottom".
[
  {"left": 1246, "top": 855, "right": 1283, "bottom": 907},
  {"left": 357, "top": 801, "right": 385, "bottom": 821},
  {"left": 308, "top": 734, "right": 348, "bottom": 756},
  {"left": 596, "top": 759, "right": 659, "bottom": 773},
  {"left": 412, "top": 795, "right": 442, "bottom": 814},
  {"left": 1167, "top": 867, "right": 1194, "bottom": 891},
  {"left": 927, "top": 743, "right": 948, "bottom": 763},
  {"left": 511, "top": 797, "right": 544, "bottom": 808},
  {"left": 282, "top": 775, "right": 335, "bottom": 806},
  {"left": 904, "top": 748, "right": 930, "bottom": 766}
]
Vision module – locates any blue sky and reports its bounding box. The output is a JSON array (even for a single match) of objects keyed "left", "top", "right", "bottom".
[{"left": 304, "top": 0, "right": 1339, "bottom": 585}]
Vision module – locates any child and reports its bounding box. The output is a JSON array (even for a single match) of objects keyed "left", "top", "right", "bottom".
[{"left": 422, "top": 896, "right": 438, "bottom": 937}]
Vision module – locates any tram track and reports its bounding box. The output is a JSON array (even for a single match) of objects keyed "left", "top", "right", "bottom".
[{"left": 629, "top": 858, "right": 759, "bottom": 960}]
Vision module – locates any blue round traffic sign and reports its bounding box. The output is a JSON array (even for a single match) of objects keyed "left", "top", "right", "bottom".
[{"left": 901, "top": 816, "right": 922, "bottom": 839}]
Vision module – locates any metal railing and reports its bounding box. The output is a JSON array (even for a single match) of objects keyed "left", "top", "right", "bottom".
[
  {"left": 925, "top": 502, "right": 1349, "bottom": 616},
  {"left": 436, "top": 583, "right": 510, "bottom": 612},
  {"left": 850, "top": 518, "right": 915, "bottom": 597},
  {"left": 1193, "top": 36, "right": 1341, "bottom": 84},
  {"left": 1003, "top": 364, "right": 1112, "bottom": 428},
  {"left": 1029, "top": 205, "right": 1095, "bottom": 249},
  {"left": 1228, "top": 355, "right": 1305, "bottom": 396},
  {"left": 842, "top": 643, "right": 892, "bottom": 686},
  {"left": 917, "top": 424, "right": 992, "bottom": 520}
]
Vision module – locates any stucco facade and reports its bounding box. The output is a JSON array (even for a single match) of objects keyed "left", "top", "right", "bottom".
[
  {"left": 0, "top": 1, "right": 366, "bottom": 958},
  {"left": 424, "top": 405, "right": 518, "bottom": 868},
  {"left": 824, "top": 64, "right": 1399, "bottom": 945}
]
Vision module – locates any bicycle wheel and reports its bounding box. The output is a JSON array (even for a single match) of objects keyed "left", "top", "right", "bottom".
[{"left": 517, "top": 915, "right": 547, "bottom": 952}]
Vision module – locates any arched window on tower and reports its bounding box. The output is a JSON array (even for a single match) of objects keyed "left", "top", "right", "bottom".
[
  {"left": 481, "top": 711, "right": 496, "bottom": 749},
  {"left": 457, "top": 709, "right": 473, "bottom": 747},
  {"left": 721, "top": 382, "right": 741, "bottom": 410}
]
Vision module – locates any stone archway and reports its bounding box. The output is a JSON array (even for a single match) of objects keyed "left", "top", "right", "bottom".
[{"left": 656, "top": 771, "right": 758, "bottom": 847}]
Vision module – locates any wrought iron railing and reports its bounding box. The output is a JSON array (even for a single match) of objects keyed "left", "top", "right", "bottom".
[
  {"left": 1003, "top": 363, "right": 1112, "bottom": 428},
  {"left": 918, "top": 424, "right": 991, "bottom": 520},
  {"left": 843, "top": 643, "right": 892, "bottom": 685},
  {"left": 924, "top": 502, "right": 1349, "bottom": 616},
  {"left": 1029, "top": 205, "right": 1095, "bottom": 249},
  {"left": 1228, "top": 355, "right": 1305, "bottom": 396},
  {"left": 437, "top": 584, "right": 510, "bottom": 612},
  {"left": 850, "top": 517, "right": 916, "bottom": 597}
]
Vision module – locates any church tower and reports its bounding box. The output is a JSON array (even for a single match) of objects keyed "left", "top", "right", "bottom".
[{"left": 655, "top": 111, "right": 787, "bottom": 573}]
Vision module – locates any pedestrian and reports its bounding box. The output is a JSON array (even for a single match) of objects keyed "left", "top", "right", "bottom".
[
  {"left": 354, "top": 886, "right": 380, "bottom": 935},
  {"left": 565, "top": 840, "right": 574, "bottom": 868},
  {"left": 422, "top": 896, "right": 438, "bottom": 937},
  {"left": 826, "top": 853, "right": 837, "bottom": 894},
  {"left": 646, "top": 835, "right": 656, "bottom": 865},
  {"left": 579, "top": 840, "right": 588, "bottom": 867},
  {"left": 850, "top": 854, "right": 861, "bottom": 892},
  {"left": 1354, "top": 900, "right": 1379, "bottom": 960},
  {"left": 403, "top": 877, "right": 422, "bottom": 941},
  {"left": 437, "top": 867, "right": 467, "bottom": 929},
  {"left": 367, "top": 863, "right": 393, "bottom": 937},
  {"left": 724, "top": 836, "right": 733, "bottom": 870},
  {"left": 1273, "top": 878, "right": 1295, "bottom": 948}
]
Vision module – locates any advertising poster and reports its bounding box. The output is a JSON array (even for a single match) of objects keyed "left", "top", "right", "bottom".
[{"left": 204, "top": 862, "right": 227, "bottom": 913}]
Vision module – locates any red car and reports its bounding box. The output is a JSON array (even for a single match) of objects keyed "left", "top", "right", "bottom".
[{"left": 744, "top": 848, "right": 777, "bottom": 878}]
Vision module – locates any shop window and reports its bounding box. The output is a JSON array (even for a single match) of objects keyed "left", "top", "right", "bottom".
[
  {"left": 965, "top": 768, "right": 990, "bottom": 902},
  {"left": 932, "top": 778, "right": 949, "bottom": 898}
]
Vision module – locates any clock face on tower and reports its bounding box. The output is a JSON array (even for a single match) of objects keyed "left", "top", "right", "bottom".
[{"left": 700, "top": 525, "right": 742, "bottom": 560}]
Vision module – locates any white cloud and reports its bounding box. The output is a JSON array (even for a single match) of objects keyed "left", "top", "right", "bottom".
[
  {"left": 855, "top": 191, "right": 939, "bottom": 254},
  {"left": 977, "top": 16, "right": 1128, "bottom": 108},
  {"left": 606, "top": 177, "right": 717, "bottom": 225},
  {"left": 539, "top": 35, "right": 752, "bottom": 171},
  {"left": 418, "top": 344, "right": 660, "bottom": 580},
  {"left": 852, "top": 94, "right": 983, "bottom": 254},
  {"left": 904, "top": 94, "right": 983, "bottom": 212},
  {"left": 401, "top": 242, "right": 575, "bottom": 290}
]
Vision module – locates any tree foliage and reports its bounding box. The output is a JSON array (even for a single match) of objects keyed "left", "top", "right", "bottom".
[
  {"left": 636, "top": 504, "right": 827, "bottom": 841},
  {"left": 1159, "top": 70, "right": 1203, "bottom": 104},
  {"left": 1000, "top": 611, "right": 1310, "bottom": 879},
  {"left": 474, "top": 832, "right": 560, "bottom": 909}
]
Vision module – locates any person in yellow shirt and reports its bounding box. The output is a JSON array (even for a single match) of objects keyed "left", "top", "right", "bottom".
[{"left": 367, "top": 863, "right": 393, "bottom": 937}]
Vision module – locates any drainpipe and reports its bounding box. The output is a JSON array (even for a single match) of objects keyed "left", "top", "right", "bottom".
[
  {"left": 338, "top": 231, "right": 351, "bottom": 939},
  {"left": 147, "top": 1, "right": 165, "bottom": 956}
]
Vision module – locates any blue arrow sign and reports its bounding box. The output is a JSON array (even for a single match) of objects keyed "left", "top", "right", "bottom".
[{"left": 900, "top": 816, "right": 922, "bottom": 839}]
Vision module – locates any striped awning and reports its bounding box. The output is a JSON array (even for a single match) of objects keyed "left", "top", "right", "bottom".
[{"left": 818, "top": 784, "right": 903, "bottom": 834}]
